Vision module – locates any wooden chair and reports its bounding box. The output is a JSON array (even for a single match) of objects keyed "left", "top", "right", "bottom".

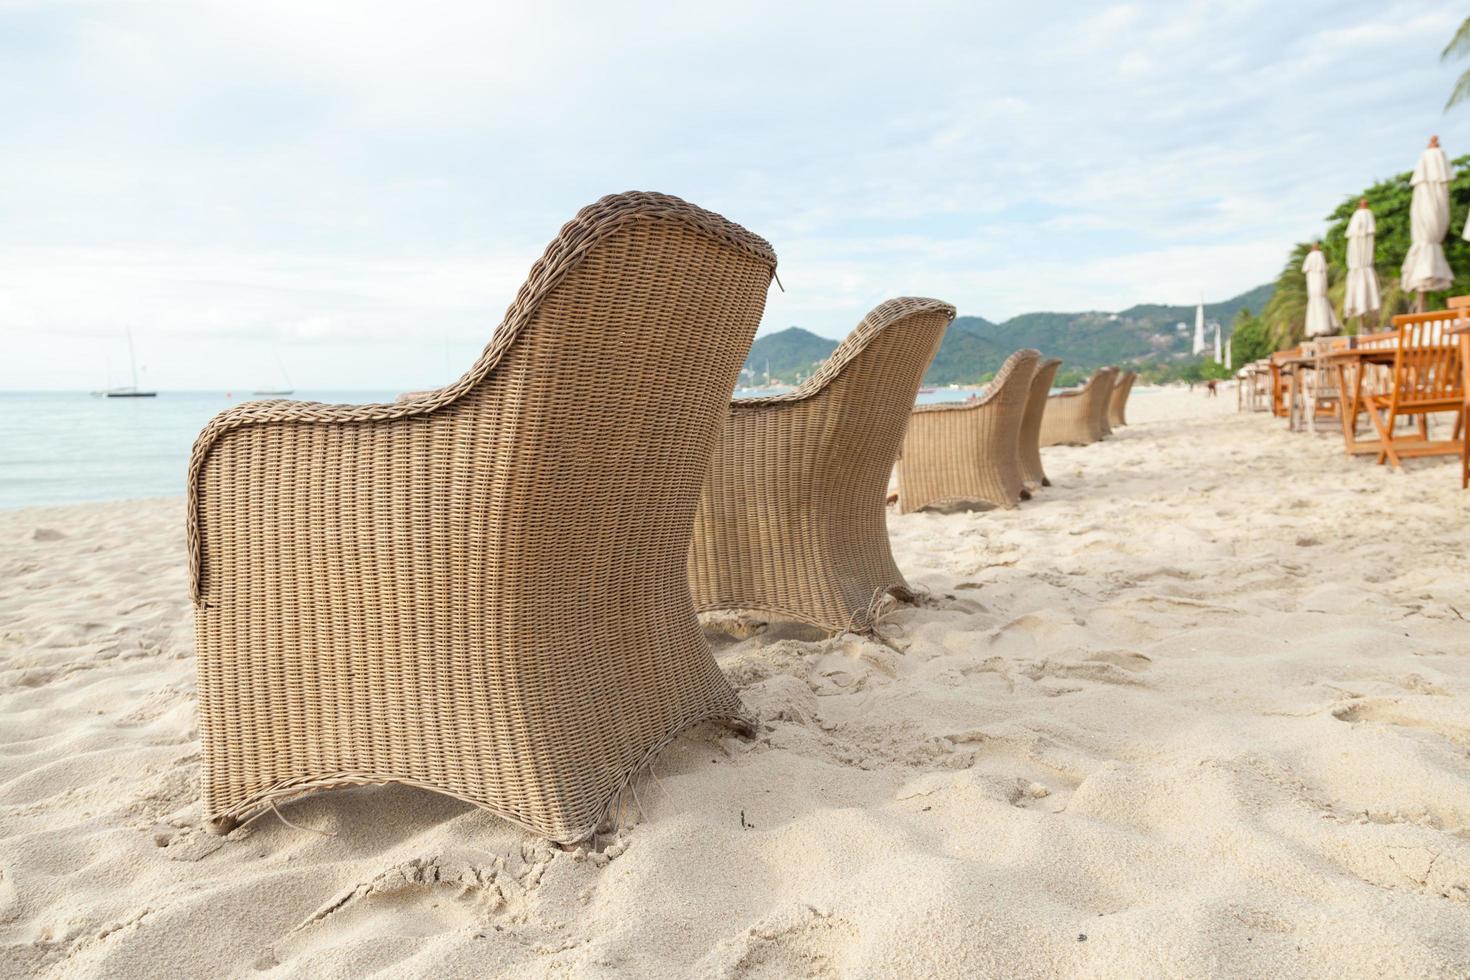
[
  {"left": 1362, "top": 311, "right": 1465, "bottom": 469},
  {"left": 1449, "top": 296, "right": 1470, "bottom": 488},
  {"left": 1269, "top": 348, "right": 1301, "bottom": 418},
  {"left": 187, "top": 192, "right": 777, "bottom": 844},
  {"left": 1302, "top": 337, "right": 1350, "bottom": 434}
]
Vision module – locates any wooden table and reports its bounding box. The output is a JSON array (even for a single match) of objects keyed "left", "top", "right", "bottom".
[{"left": 1321, "top": 346, "right": 1398, "bottom": 456}]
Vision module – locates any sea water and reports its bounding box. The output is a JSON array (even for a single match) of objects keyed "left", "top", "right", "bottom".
[
  {"left": 0, "top": 391, "right": 398, "bottom": 510},
  {"left": 0, "top": 387, "right": 989, "bottom": 510}
]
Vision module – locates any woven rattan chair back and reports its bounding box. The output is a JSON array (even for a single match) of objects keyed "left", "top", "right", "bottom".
[
  {"left": 188, "top": 192, "right": 777, "bottom": 843},
  {"left": 1093, "top": 367, "right": 1120, "bottom": 438},
  {"left": 1040, "top": 367, "right": 1107, "bottom": 447},
  {"left": 1108, "top": 370, "right": 1137, "bottom": 427},
  {"left": 1019, "top": 357, "right": 1063, "bottom": 490},
  {"left": 688, "top": 297, "right": 954, "bottom": 633},
  {"left": 897, "top": 348, "right": 1042, "bottom": 513}
]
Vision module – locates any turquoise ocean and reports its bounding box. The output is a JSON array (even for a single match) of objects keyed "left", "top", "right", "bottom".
[{"left": 0, "top": 386, "right": 986, "bottom": 510}]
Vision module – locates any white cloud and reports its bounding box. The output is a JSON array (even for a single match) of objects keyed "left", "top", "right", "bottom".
[{"left": 1, "top": 0, "right": 1465, "bottom": 388}]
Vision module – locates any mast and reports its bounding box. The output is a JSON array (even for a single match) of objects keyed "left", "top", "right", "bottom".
[{"left": 127, "top": 328, "right": 140, "bottom": 390}]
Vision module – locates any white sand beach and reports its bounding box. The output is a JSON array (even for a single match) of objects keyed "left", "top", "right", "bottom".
[{"left": 2, "top": 386, "right": 1468, "bottom": 978}]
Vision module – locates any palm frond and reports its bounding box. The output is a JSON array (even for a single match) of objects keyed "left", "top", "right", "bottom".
[
  {"left": 1444, "top": 17, "right": 1470, "bottom": 60},
  {"left": 1447, "top": 68, "right": 1470, "bottom": 110}
]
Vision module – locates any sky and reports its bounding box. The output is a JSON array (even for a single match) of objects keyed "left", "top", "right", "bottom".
[{"left": 1, "top": 0, "right": 1466, "bottom": 390}]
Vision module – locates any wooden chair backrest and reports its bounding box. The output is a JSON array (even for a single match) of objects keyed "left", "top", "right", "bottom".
[
  {"left": 1387, "top": 310, "right": 1464, "bottom": 409},
  {"left": 1268, "top": 347, "right": 1302, "bottom": 416},
  {"left": 1355, "top": 328, "right": 1399, "bottom": 350}
]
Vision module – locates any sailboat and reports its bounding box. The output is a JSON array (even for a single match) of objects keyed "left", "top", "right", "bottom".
[
  {"left": 252, "top": 352, "right": 294, "bottom": 396},
  {"left": 103, "top": 329, "right": 157, "bottom": 398}
]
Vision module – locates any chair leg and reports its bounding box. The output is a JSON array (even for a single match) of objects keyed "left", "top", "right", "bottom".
[{"left": 1365, "top": 403, "right": 1395, "bottom": 466}]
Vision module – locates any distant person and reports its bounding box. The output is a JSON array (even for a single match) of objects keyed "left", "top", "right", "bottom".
[{"left": 1206, "top": 379, "right": 1218, "bottom": 397}]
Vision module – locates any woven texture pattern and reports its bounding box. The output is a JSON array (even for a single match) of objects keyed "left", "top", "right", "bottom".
[
  {"left": 187, "top": 191, "right": 776, "bottom": 843},
  {"left": 1019, "top": 358, "right": 1062, "bottom": 490},
  {"left": 1095, "top": 368, "right": 1119, "bottom": 437},
  {"left": 1040, "top": 367, "right": 1117, "bottom": 447},
  {"left": 897, "top": 349, "right": 1041, "bottom": 513},
  {"left": 1108, "top": 370, "right": 1137, "bottom": 427},
  {"left": 688, "top": 298, "right": 954, "bottom": 632}
]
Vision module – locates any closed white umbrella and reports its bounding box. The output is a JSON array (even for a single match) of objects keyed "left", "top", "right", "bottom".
[
  {"left": 1401, "top": 136, "right": 1453, "bottom": 307},
  {"left": 1343, "top": 198, "right": 1380, "bottom": 328},
  {"left": 1302, "top": 244, "right": 1340, "bottom": 337},
  {"left": 1192, "top": 301, "right": 1205, "bottom": 355}
]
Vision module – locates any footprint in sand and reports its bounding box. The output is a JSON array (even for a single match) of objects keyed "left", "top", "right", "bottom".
[
  {"left": 1084, "top": 650, "right": 1153, "bottom": 673},
  {"left": 282, "top": 856, "right": 516, "bottom": 955},
  {"left": 1331, "top": 698, "right": 1469, "bottom": 748},
  {"left": 701, "top": 904, "right": 857, "bottom": 979}
]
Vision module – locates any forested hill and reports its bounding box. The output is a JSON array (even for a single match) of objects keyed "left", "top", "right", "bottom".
[{"left": 741, "top": 283, "right": 1273, "bottom": 385}]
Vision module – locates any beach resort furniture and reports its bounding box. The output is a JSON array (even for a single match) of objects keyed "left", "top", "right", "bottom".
[
  {"left": 1449, "top": 296, "right": 1470, "bottom": 488},
  {"left": 1302, "top": 338, "right": 1352, "bottom": 434},
  {"left": 1090, "top": 367, "right": 1119, "bottom": 440},
  {"left": 1019, "top": 357, "right": 1062, "bottom": 490},
  {"left": 897, "top": 348, "right": 1041, "bottom": 513},
  {"left": 1039, "top": 366, "right": 1116, "bottom": 447},
  {"left": 1358, "top": 310, "right": 1464, "bottom": 469},
  {"left": 1095, "top": 369, "right": 1117, "bottom": 437},
  {"left": 1235, "top": 362, "right": 1270, "bottom": 413},
  {"left": 187, "top": 191, "right": 778, "bottom": 844},
  {"left": 1269, "top": 348, "right": 1301, "bottom": 418},
  {"left": 1324, "top": 328, "right": 1406, "bottom": 455},
  {"left": 688, "top": 298, "right": 954, "bottom": 633},
  {"left": 1108, "top": 370, "right": 1137, "bottom": 427}
]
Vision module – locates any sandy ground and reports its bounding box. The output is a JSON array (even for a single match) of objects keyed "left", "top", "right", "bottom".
[{"left": 2, "top": 386, "right": 1468, "bottom": 978}]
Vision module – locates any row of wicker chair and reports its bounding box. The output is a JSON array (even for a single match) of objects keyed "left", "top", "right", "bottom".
[{"left": 186, "top": 192, "right": 1138, "bottom": 844}]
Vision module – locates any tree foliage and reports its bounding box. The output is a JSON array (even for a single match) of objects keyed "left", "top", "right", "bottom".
[
  {"left": 1260, "top": 154, "right": 1470, "bottom": 347},
  {"left": 1229, "top": 307, "right": 1273, "bottom": 365},
  {"left": 1444, "top": 17, "right": 1470, "bottom": 110}
]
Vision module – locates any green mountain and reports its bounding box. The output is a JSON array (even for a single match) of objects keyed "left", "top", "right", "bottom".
[
  {"left": 742, "top": 284, "right": 1274, "bottom": 386},
  {"left": 742, "top": 327, "right": 837, "bottom": 384}
]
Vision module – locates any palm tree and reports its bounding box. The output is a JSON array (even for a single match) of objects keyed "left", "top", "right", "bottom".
[
  {"left": 1261, "top": 243, "right": 1313, "bottom": 346},
  {"left": 1443, "top": 17, "right": 1470, "bottom": 109}
]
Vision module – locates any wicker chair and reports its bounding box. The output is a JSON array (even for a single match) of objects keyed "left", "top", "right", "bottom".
[
  {"left": 1019, "top": 357, "right": 1062, "bottom": 490},
  {"left": 187, "top": 192, "right": 777, "bottom": 844},
  {"left": 688, "top": 298, "right": 954, "bottom": 633},
  {"left": 1039, "top": 367, "right": 1115, "bottom": 446},
  {"left": 1095, "top": 367, "right": 1119, "bottom": 437},
  {"left": 1108, "top": 370, "right": 1137, "bottom": 427},
  {"left": 897, "top": 349, "right": 1042, "bottom": 513}
]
